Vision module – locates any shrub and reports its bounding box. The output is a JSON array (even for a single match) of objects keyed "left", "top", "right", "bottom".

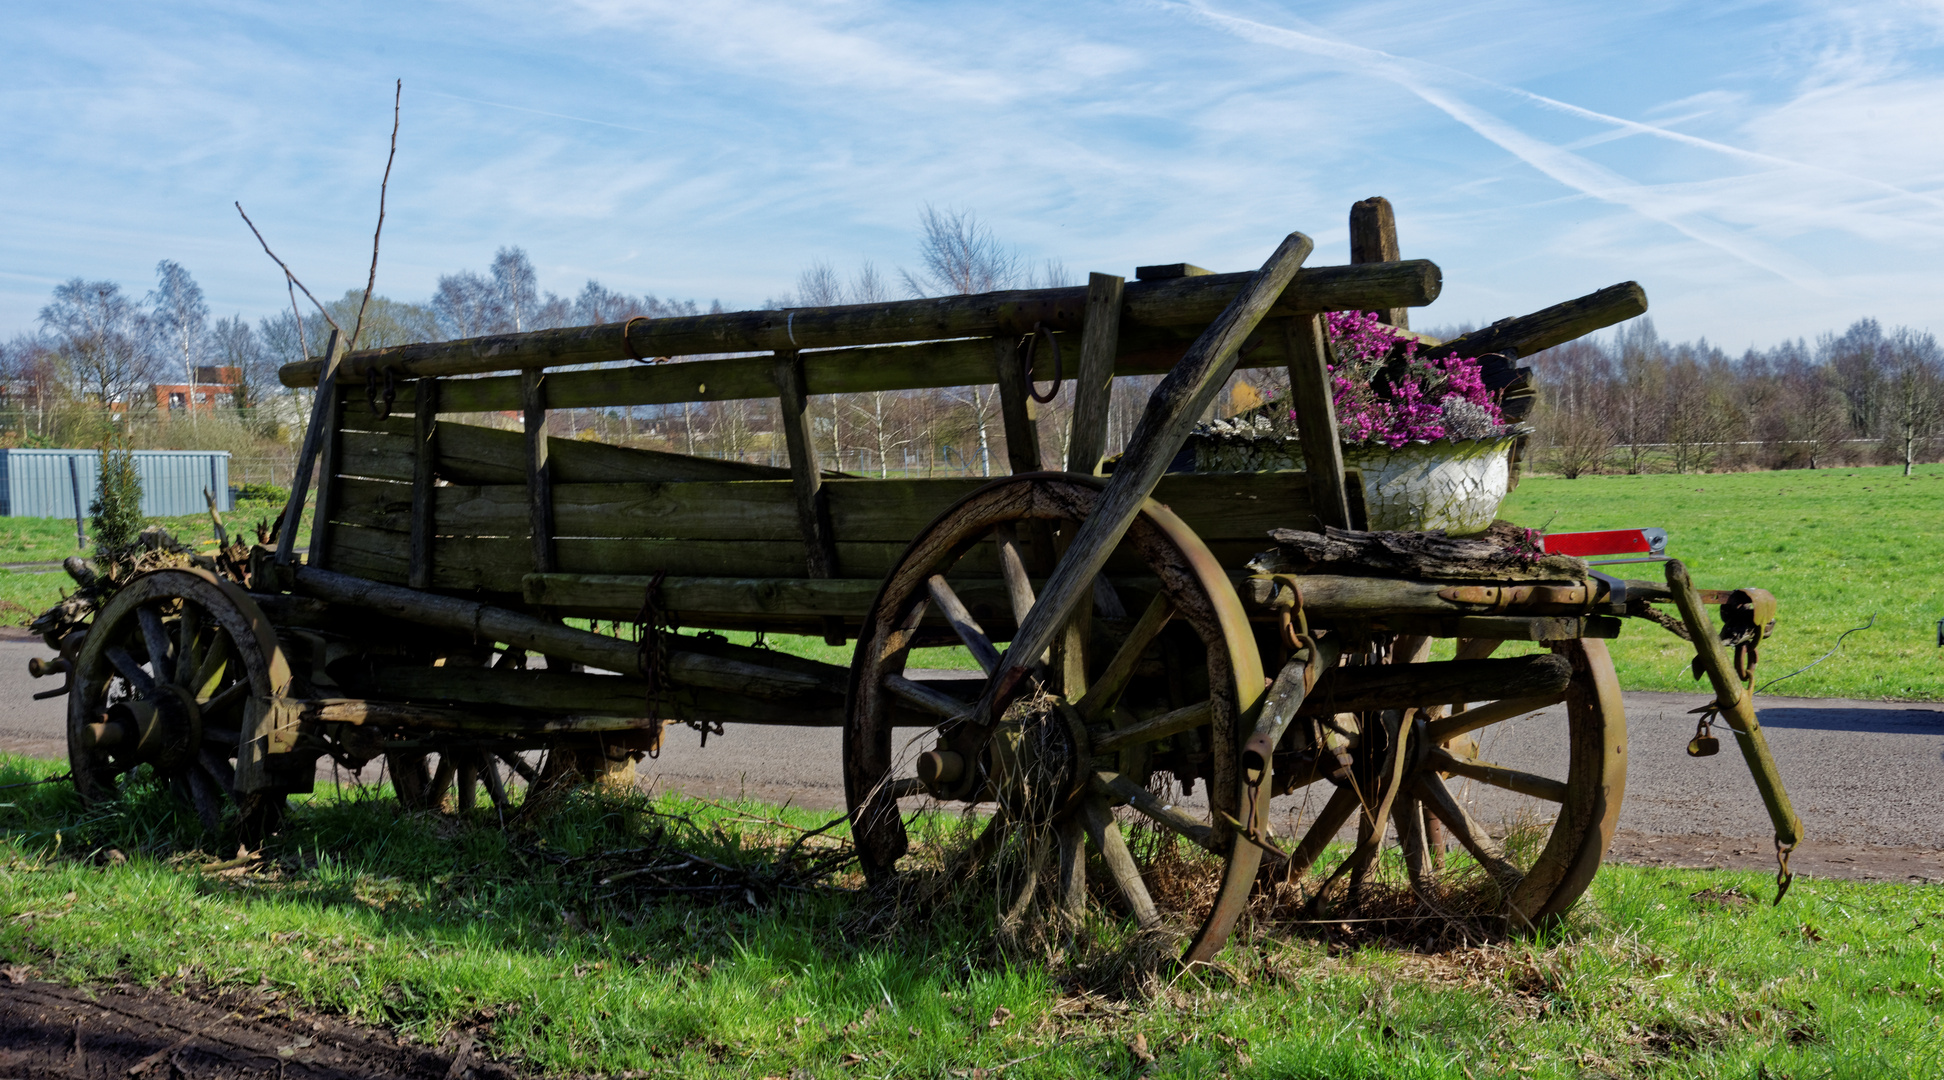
[
  {"left": 235, "top": 482, "right": 290, "bottom": 505},
  {"left": 90, "top": 444, "right": 144, "bottom": 560}
]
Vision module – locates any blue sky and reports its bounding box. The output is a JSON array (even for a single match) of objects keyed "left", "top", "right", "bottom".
[{"left": 4, "top": 0, "right": 1942, "bottom": 349}]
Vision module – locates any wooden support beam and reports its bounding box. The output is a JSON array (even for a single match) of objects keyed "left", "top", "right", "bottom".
[
  {"left": 1065, "top": 272, "right": 1124, "bottom": 475},
  {"left": 1349, "top": 196, "right": 1407, "bottom": 329},
  {"left": 408, "top": 378, "right": 438, "bottom": 590},
  {"left": 773, "top": 350, "right": 845, "bottom": 645},
  {"left": 992, "top": 336, "right": 1042, "bottom": 474},
  {"left": 278, "top": 328, "right": 345, "bottom": 566},
  {"left": 1283, "top": 315, "right": 1353, "bottom": 530},
  {"left": 1424, "top": 281, "right": 1648, "bottom": 362},
  {"left": 522, "top": 368, "right": 556, "bottom": 574},
  {"left": 281, "top": 259, "right": 1445, "bottom": 387},
  {"left": 309, "top": 379, "right": 346, "bottom": 570},
  {"left": 1299, "top": 653, "right": 1572, "bottom": 716}
]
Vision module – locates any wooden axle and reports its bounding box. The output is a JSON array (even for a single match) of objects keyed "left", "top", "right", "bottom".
[
  {"left": 1299, "top": 653, "right": 1572, "bottom": 716},
  {"left": 280, "top": 259, "right": 1442, "bottom": 387}
]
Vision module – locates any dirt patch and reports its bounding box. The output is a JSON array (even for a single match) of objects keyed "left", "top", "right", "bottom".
[
  {"left": 0, "top": 978, "right": 524, "bottom": 1080},
  {"left": 1606, "top": 829, "right": 1944, "bottom": 885}
]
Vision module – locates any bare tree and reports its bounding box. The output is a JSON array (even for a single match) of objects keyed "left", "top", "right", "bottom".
[
  {"left": 148, "top": 260, "right": 208, "bottom": 419},
  {"left": 40, "top": 279, "right": 151, "bottom": 410},
  {"left": 1886, "top": 328, "right": 1943, "bottom": 476},
  {"left": 900, "top": 206, "right": 1021, "bottom": 297}
]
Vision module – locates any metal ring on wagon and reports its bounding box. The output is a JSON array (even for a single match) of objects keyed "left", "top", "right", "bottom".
[
  {"left": 1022, "top": 322, "right": 1063, "bottom": 403},
  {"left": 622, "top": 315, "right": 658, "bottom": 363}
]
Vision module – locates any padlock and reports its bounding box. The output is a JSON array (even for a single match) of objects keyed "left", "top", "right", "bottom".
[{"left": 1687, "top": 733, "right": 1720, "bottom": 757}]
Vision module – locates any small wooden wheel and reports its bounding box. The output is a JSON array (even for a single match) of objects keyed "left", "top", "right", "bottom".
[
  {"left": 386, "top": 745, "right": 521, "bottom": 815},
  {"left": 1273, "top": 636, "right": 1627, "bottom": 927},
  {"left": 846, "top": 475, "right": 1268, "bottom": 962},
  {"left": 68, "top": 568, "right": 294, "bottom": 844}
]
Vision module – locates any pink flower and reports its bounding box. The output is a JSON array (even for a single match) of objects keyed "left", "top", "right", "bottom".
[{"left": 1319, "top": 311, "right": 1507, "bottom": 447}]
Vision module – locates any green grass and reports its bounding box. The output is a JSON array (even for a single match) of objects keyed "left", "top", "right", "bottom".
[
  {"left": 1496, "top": 463, "right": 1943, "bottom": 700},
  {"left": 3, "top": 751, "right": 1939, "bottom": 1078},
  {"left": 0, "top": 497, "right": 307, "bottom": 625}
]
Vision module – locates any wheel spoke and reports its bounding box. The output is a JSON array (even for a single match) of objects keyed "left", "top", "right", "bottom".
[
  {"left": 884, "top": 674, "right": 968, "bottom": 718},
  {"left": 1281, "top": 784, "right": 1360, "bottom": 881},
  {"left": 884, "top": 776, "right": 927, "bottom": 800},
  {"left": 1074, "top": 592, "right": 1173, "bottom": 721},
  {"left": 1422, "top": 694, "right": 1563, "bottom": 746},
  {"left": 106, "top": 646, "right": 155, "bottom": 693},
  {"left": 184, "top": 764, "right": 223, "bottom": 832},
  {"left": 200, "top": 678, "right": 248, "bottom": 718},
  {"left": 457, "top": 757, "right": 480, "bottom": 812},
  {"left": 992, "top": 523, "right": 1037, "bottom": 624},
  {"left": 1092, "top": 770, "right": 1215, "bottom": 853},
  {"left": 481, "top": 757, "right": 512, "bottom": 813},
  {"left": 1427, "top": 746, "right": 1568, "bottom": 802},
  {"left": 925, "top": 575, "right": 1000, "bottom": 674},
  {"left": 198, "top": 747, "right": 236, "bottom": 795},
  {"left": 1394, "top": 792, "right": 1434, "bottom": 892},
  {"left": 998, "top": 832, "right": 1049, "bottom": 938},
  {"left": 174, "top": 606, "right": 203, "bottom": 686},
  {"left": 192, "top": 635, "right": 233, "bottom": 701},
  {"left": 137, "top": 606, "right": 173, "bottom": 681},
  {"left": 497, "top": 751, "right": 540, "bottom": 785},
  {"left": 426, "top": 756, "right": 457, "bottom": 808},
  {"left": 1093, "top": 699, "right": 1210, "bottom": 755},
  {"left": 1054, "top": 814, "right": 1087, "bottom": 922},
  {"left": 1413, "top": 773, "right": 1521, "bottom": 881},
  {"left": 1080, "top": 796, "right": 1160, "bottom": 929}
]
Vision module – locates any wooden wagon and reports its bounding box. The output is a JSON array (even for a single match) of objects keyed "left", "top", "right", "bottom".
[{"left": 48, "top": 201, "right": 1804, "bottom": 963}]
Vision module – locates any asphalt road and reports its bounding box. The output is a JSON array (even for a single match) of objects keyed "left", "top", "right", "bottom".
[{"left": 5, "top": 635, "right": 1938, "bottom": 879}]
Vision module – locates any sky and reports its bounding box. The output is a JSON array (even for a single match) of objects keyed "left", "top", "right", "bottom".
[{"left": 4, "top": 0, "right": 1943, "bottom": 351}]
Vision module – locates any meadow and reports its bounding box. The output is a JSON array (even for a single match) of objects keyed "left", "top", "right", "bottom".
[{"left": 2, "top": 752, "right": 1938, "bottom": 1079}]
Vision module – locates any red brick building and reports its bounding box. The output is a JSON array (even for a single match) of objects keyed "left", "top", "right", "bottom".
[{"left": 152, "top": 367, "right": 241, "bottom": 415}]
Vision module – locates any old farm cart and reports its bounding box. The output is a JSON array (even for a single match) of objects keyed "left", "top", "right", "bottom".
[{"left": 58, "top": 214, "right": 1804, "bottom": 964}]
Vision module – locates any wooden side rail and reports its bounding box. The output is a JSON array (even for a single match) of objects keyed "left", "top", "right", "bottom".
[{"left": 280, "top": 260, "right": 1443, "bottom": 387}]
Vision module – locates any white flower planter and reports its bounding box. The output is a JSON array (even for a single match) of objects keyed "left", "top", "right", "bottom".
[{"left": 1184, "top": 428, "right": 1525, "bottom": 535}]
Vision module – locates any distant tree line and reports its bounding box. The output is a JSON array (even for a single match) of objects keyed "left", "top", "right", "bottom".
[{"left": 3, "top": 207, "right": 1937, "bottom": 479}]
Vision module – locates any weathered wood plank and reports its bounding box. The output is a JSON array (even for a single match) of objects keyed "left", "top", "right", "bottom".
[
  {"left": 409, "top": 378, "right": 439, "bottom": 589},
  {"left": 1283, "top": 315, "right": 1353, "bottom": 531},
  {"left": 1066, "top": 272, "right": 1123, "bottom": 475},
  {"left": 338, "top": 430, "right": 416, "bottom": 483},
  {"left": 1425, "top": 281, "right": 1647, "bottom": 361},
  {"left": 992, "top": 337, "right": 1042, "bottom": 474},
  {"left": 331, "top": 471, "right": 1345, "bottom": 546},
  {"left": 283, "top": 260, "right": 1444, "bottom": 387},
  {"left": 522, "top": 369, "right": 556, "bottom": 573},
  {"left": 278, "top": 329, "right": 345, "bottom": 565},
  {"left": 1348, "top": 196, "right": 1408, "bottom": 329},
  {"left": 310, "top": 381, "right": 345, "bottom": 570},
  {"left": 434, "top": 416, "right": 791, "bottom": 485}
]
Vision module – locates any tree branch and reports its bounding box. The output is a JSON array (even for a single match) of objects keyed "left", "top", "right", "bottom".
[
  {"left": 351, "top": 80, "right": 401, "bottom": 352},
  {"left": 234, "top": 201, "right": 342, "bottom": 340}
]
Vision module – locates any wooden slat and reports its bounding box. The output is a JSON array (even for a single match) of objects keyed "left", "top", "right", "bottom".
[
  {"left": 331, "top": 471, "right": 1345, "bottom": 546},
  {"left": 1283, "top": 315, "right": 1353, "bottom": 531},
  {"left": 283, "top": 259, "right": 1445, "bottom": 387},
  {"left": 434, "top": 417, "right": 791, "bottom": 485},
  {"left": 522, "top": 369, "right": 556, "bottom": 573},
  {"left": 278, "top": 328, "right": 344, "bottom": 566},
  {"left": 338, "top": 430, "right": 415, "bottom": 483},
  {"left": 774, "top": 349, "right": 844, "bottom": 644},
  {"left": 992, "top": 336, "right": 1041, "bottom": 474},
  {"left": 310, "top": 381, "right": 345, "bottom": 570},
  {"left": 409, "top": 377, "right": 438, "bottom": 590},
  {"left": 1066, "top": 272, "right": 1123, "bottom": 475}
]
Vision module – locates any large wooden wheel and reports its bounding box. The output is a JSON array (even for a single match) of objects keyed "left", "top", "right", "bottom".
[
  {"left": 68, "top": 568, "right": 294, "bottom": 844},
  {"left": 846, "top": 475, "right": 1269, "bottom": 962},
  {"left": 1272, "top": 636, "right": 1627, "bottom": 927}
]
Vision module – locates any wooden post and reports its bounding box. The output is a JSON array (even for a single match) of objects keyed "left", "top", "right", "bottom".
[
  {"left": 992, "top": 336, "right": 1042, "bottom": 474},
  {"left": 66, "top": 455, "right": 84, "bottom": 550},
  {"left": 522, "top": 368, "right": 556, "bottom": 574},
  {"left": 1349, "top": 196, "right": 1407, "bottom": 329},
  {"left": 276, "top": 327, "right": 346, "bottom": 567},
  {"left": 774, "top": 351, "right": 845, "bottom": 645},
  {"left": 309, "top": 380, "right": 345, "bottom": 570},
  {"left": 409, "top": 377, "right": 439, "bottom": 590},
  {"left": 1283, "top": 316, "right": 1353, "bottom": 530},
  {"left": 1065, "top": 272, "right": 1124, "bottom": 475}
]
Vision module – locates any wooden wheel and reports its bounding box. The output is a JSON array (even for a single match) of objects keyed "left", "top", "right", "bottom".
[
  {"left": 386, "top": 745, "right": 519, "bottom": 815},
  {"left": 1274, "top": 636, "right": 1627, "bottom": 927},
  {"left": 845, "top": 474, "right": 1267, "bottom": 961},
  {"left": 68, "top": 568, "right": 294, "bottom": 844}
]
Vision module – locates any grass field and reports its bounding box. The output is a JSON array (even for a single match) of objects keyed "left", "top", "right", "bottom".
[
  {"left": 1495, "top": 463, "right": 1942, "bottom": 700},
  {"left": 2, "top": 752, "right": 1938, "bottom": 1079},
  {"left": 1, "top": 464, "right": 1934, "bottom": 699}
]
